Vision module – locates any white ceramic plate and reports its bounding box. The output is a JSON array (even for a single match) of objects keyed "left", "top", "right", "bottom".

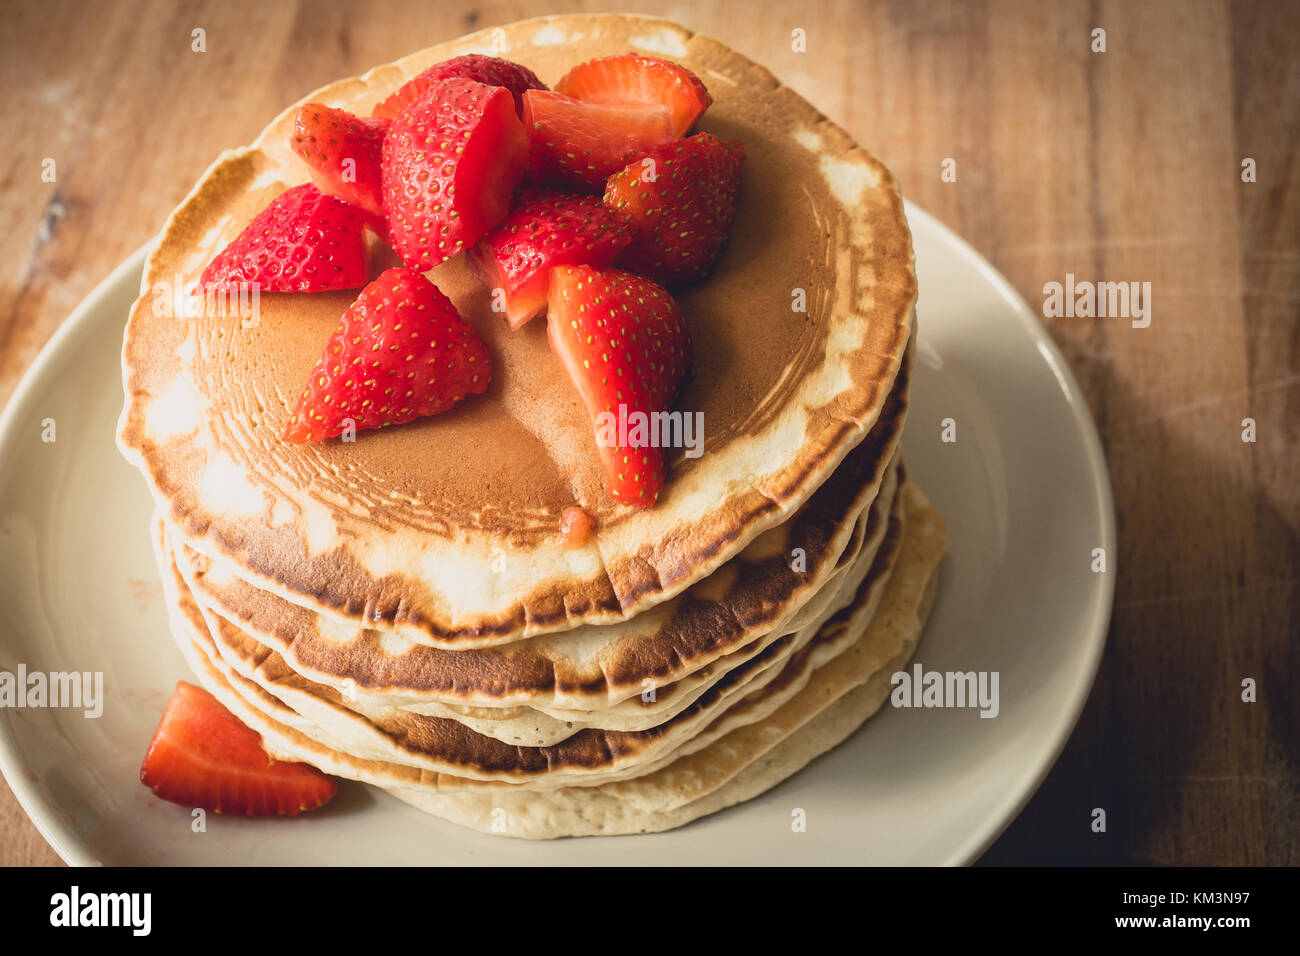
[{"left": 0, "top": 202, "right": 1114, "bottom": 865}]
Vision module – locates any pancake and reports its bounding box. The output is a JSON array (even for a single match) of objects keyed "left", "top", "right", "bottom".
[
  {"left": 182, "top": 459, "right": 899, "bottom": 747},
  {"left": 157, "top": 482, "right": 945, "bottom": 836},
  {"left": 175, "top": 354, "right": 909, "bottom": 726},
  {"left": 395, "top": 464, "right": 901, "bottom": 744},
  {"left": 159, "top": 472, "right": 905, "bottom": 784},
  {"left": 118, "top": 14, "right": 917, "bottom": 648}
]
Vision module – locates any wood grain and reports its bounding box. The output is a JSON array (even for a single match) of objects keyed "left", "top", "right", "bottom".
[{"left": 0, "top": 0, "right": 1295, "bottom": 866}]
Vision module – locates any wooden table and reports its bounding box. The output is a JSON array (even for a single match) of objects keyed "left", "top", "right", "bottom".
[{"left": 1, "top": 0, "right": 1295, "bottom": 866}]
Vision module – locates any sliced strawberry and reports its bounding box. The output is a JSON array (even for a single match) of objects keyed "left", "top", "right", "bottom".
[
  {"left": 290, "top": 103, "right": 389, "bottom": 219},
  {"left": 382, "top": 77, "right": 529, "bottom": 270},
  {"left": 372, "top": 54, "right": 546, "bottom": 120},
  {"left": 467, "top": 191, "right": 632, "bottom": 329},
  {"left": 547, "top": 265, "right": 691, "bottom": 507},
  {"left": 522, "top": 90, "right": 679, "bottom": 191},
  {"left": 603, "top": 132, "right": 745, "bottom": 287},
  {"left": 141, "top": 681, "right": 337, "bottom": 816},
  {"left": 200, "top": 183, "right": 369, "bottom": 292},
  {"left": 284, "top": 267, "right": 491, "bottom": 443},
  {"left": 555, "top": 54, "right": 711, "bottom": 138}
]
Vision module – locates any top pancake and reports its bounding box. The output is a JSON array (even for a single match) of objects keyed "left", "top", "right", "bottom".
[{"left": 117, "top": 14, "right": 917, "bottom": 647}]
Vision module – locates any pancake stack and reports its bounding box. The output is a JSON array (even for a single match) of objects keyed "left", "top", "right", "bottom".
[{"left": 117, "top": 15, "right": 946, "bottom": 838}]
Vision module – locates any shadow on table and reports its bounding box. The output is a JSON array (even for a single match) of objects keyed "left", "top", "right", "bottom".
[{"left": 977, "top": 351, "right": 1299, "bottom": 866}]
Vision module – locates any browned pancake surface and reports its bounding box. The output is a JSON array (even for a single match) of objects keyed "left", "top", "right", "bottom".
[{"left": 120, "top": 15, "right": 916, "bottom": 646}]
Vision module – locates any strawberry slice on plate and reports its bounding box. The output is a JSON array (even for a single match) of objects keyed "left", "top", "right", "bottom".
[
  {"left": 522, "top": 90, "right": 679, "bottom": 191},
  {"left": 382, "top": 77, "right": 529, "bottom": 269},
  {"left": 141, "top": 681, "right": 337, "bottom": 816},
  {"left": 283, "top": 267, "right": 491, "bottom": 443},
  {"left": 604, "top": 131, "right": 745, "bottom": 287},
  {"left": 547, "top": 265, "right": 691, "bottom": 507},
  {"left": 290, "top": 103, "right": 390, "bottom": 219},
  {"left": 372, "top": 53, "right": 547, "bottom": 120},
  {"left": 200, "top": 183, "right": 370, "bottom": 292},
  {"left": 467, "top": 190, "right": 632, "bottom": 329},
  {"left": 555, "top": 53, "right": 712, "bottom": 138}
]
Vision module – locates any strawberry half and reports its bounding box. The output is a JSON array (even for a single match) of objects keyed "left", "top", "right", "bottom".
[
  {"left": 141, "top": 681, "right": 337, "bottom": 816},
  {"left": 372, "top": 53, "right": 547, "bottom": 120},
  {"left": 467, "top": 191, "right": 632, "bottom": 329},
  {"left": 604, "top": 132, "right": 745, "bottom": 287},
  {"left": 382, "top": 77, "right": 529, "bottom": 270},
  {"left": 200, "top": 183, "right": 369, "bottom": 292},
  {"left": 522, "top": 90, "right": 679, "bottom": 191},
  {"left": 547, "top": 265, "right": 691, "bottom": 507},
  {"left": 284, "top": 267, "right": 491, "bottom": 443},
  {"left": 555, "top": 54, "right": 712, "bottom": 138},
  {"left": 290, "top": 103, "right": 390, "bottom": 219}
]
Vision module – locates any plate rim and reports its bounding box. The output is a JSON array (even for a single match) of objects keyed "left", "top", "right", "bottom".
[
  {"left": 0, "top": 243, "right": 151, "bottom": 867},
  {"left": 904, "top": 202, "right": 1116, "bottom": 865},
  {"left": 0, "top": 207, "right": 1115, "bottom": 866}
]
